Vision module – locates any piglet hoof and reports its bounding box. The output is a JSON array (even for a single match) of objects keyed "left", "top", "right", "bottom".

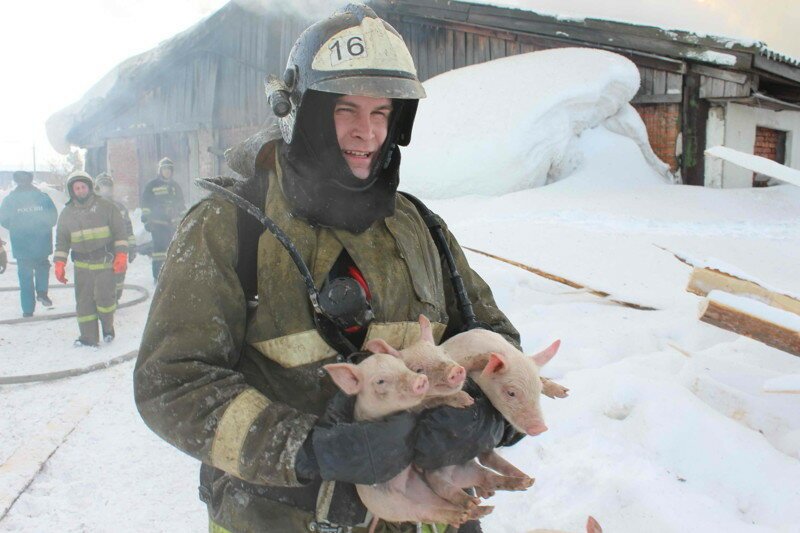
[
  {"left": 468, "top": 505, "right": 494, "bottom": 521},
  {"left": 451, "top": 390, "right": 475, "bottom": 408},
  {"left": 542, "top": 379, "right": 570, "bottom": 399},
  {"left": 492, "top": 475, "right": 535, "bottom": 491},
  {"left": 475, "top": 487, "right": 495, "bottom": 499}
]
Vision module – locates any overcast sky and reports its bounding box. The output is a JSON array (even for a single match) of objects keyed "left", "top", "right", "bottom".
[{"left": 0, "top": 0, "right": 797, "bottom": 171}]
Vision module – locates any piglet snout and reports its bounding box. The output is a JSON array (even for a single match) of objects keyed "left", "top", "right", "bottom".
[
  {"left": 411, "top": 374, "right": 429, "bottom": 396},
  {"left": 447, "top": 365, "right": 466, "bottom": 387},
  {"left": 526, "top": 423, "right": 548, "bottom": 436}
]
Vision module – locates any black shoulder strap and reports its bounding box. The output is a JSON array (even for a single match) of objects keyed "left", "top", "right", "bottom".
[
  {"left": 234, "top": 176, "right": 268, "bottom": 304},
  {"left": 399, "top": 192, "right": 491, "bottom": 333}
]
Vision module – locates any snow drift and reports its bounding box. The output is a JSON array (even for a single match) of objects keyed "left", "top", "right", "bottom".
[{"left": 402, "top": 48, "right": 672, "bottom": 198}]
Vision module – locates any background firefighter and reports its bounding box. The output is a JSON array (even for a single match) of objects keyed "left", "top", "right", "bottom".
[
  {"left": 54, "top": 171, "right": 129, "bottom": 347},
  {"left": 0, "top": 170, "right": 58, "bottom": 316},
  {"left": 135, "top": 5, "right": 522, "bottom": 533},
  {"left": 140, "top": 157, "right": 184, "bottom": 281},
  {"left": 95, "top": 172, "right": 137, "bottom": 301}
]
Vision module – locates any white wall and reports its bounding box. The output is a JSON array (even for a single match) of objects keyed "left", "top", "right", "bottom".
[{"left": 705, "top": 102, "right": 800, "bottom": 188}]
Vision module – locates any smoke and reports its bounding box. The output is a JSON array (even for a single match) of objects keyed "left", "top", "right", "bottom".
[{"left": 235, "top": 0, "right": 355, "bottom": 21}]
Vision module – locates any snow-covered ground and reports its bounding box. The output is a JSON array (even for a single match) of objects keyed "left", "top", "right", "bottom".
[{"left": 2, "top": 49, "right": 800, "bottom": 532}]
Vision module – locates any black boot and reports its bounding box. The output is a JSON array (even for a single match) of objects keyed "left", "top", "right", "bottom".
[{"left": 36, "top": 292, "right": 53, "bottom": 307}]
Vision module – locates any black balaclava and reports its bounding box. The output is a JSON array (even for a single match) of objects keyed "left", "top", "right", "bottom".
[{"left": 279, "top": 90, "right": 406, "bottom": 234}]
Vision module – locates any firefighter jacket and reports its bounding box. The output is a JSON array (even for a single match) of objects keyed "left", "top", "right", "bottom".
[
  {"left": 0, "top": 184, "right": 57, "bottom": 260},
  {"left": 140, "top": 176, "right": 184, "bottom": 229},
  {"left": 111, "top": 199, "right": 136, "bottom": 252},
  {"left": 54, "top": 194, "right": 129, "bottom": 264},
  {"left": 133, "top": 125, "right": 520, "bottom": 531}
]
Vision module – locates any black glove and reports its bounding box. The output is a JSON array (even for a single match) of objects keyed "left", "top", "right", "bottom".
[
  {"left": 295, "top": 390, "right": 417, "bottom": 485},
  {"left": 128, "top": 245, "right": 137, "bottom": 263},
  {"left": 413, "top": 379, "right": 522, "bottom": 470}
]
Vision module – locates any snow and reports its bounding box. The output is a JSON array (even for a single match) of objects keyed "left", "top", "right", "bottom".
[
  {"left": 707, "top": 290, "right": 800, "bottom": 331},
  {"left": 3, "top": 53, "right": 800, "bottom": 533},
  {"left": 706, "top": 146, "right": 800, "bottom": 188},
  {"left": 684, "top": 50, "right": 738, "bottom": 66},
  {"left": 403, "top": 48, "right": 673, "bottom": 199},
  {"left": 763, "top": 375, "right": 800, "bottom": 394}
]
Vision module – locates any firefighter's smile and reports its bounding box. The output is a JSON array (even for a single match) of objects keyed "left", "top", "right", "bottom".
[{"left": 343, "top": 149, "right": 372, "bottom": 160}]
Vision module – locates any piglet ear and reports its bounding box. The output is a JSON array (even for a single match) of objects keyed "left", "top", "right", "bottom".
[
  {"left": 364, "top": 338, "right": 401, "bottom": 358},
  {"left": 586, "top": 516, "right": 602, "bottom": 533},
  {"left": 531, "top": 339, "right": 560, "bottom": 367},
  {"left": 481, "top": 352, "right": 507, "bottom": 376},
  {"left": 324, "top": 363, "right": 363, "bottom": 395},
  {"left": 418, "top": 314, "right": 435, "bottom": 344}
]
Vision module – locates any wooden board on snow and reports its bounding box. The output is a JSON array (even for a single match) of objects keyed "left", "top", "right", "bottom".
[
  {"left": 687, "top": 267, "right": 800, "bottom": 316},
  {"left": 705, "top": 145, "right": 800, "bottom": 187}
]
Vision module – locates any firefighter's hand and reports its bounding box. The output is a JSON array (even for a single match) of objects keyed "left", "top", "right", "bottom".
[
  {"left": 54, "top": 261, "right": 68, "bottom": 284},
  {"left": 113, "top": 252, "right": 128, "bottom": 274}
]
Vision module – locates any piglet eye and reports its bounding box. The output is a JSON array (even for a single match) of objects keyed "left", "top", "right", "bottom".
[
  {"left": 507, "top": 390, "right": 516, "bottom": 397},
  {"left": 377, "top": 379, "right": 385, "bottom": 385},
  {"left": 415, "top": 368, "right": 424, "bottom": 374}
]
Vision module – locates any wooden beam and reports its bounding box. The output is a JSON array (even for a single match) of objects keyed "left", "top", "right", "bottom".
[
  {"left": 681, "top": 70, "right": 709, "bottom": 186},
  {"left": 687, "top": 267, "right": 800, "bottom": 315},
  {"left": 699, "top": 294, "right": 800, "bottom": 357},
  {"left": 691, "top": 64, "right": 749, "bottom": 85},
  {"left": 753, "top": 54, "right": 800, "bottom": 85},
  {"left": 632, "top": 93, "right": 683, "bottom": 104}
]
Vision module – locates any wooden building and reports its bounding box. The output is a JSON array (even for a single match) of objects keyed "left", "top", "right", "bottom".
[{"left": 46, "top": 0, "right": 800, "bottom": 207}]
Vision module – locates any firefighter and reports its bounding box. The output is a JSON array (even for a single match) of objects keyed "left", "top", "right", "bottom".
[
  {"left": 95, "top": 172, "right": 137, "bottom": 301},
  {"left": 0, "top": 170, "right": 58, "bottom": 316},
  {"left": 135, "top": 5, "right": 522, "bottom": 532},
  {"left": 54, "top": 171, "right": 129, "bottom": 347},
  {"left": 140, "top": 157, "right": 184, "bottom": 281}
]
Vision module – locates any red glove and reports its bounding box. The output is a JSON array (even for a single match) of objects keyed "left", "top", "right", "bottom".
[
  {"left": 55, "top": 261, "right": 68, "bottom": 284},
  {"left": 113, "top": 252, "right": 128, "bottom": 274}
]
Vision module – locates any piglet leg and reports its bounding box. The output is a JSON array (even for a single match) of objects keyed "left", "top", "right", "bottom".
[
  {"left": 417, "top": 390, "right": 474, "bottom": 410},
  {"left": 424, "top": 467, "right": 481, "bottom": 509},
  {"left": 478, "top": 450, "right": 534, "bottom": 488},
  {"left": 541, "top": 377, "right": 569, "bottom": 398}
]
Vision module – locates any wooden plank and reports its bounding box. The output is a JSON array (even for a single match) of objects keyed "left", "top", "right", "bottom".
[
  {"left": 445, "top": 29, "right": 454, "bottom": 71},
  {"left": 666, "top": 72, "right": 684, "bottom": 95},
  {"left": 436, "top": 25, "right": 447, "bottom": 76},
  {"left": 490, "top": 37, "right": 506, "bottom": 61},
  {"left": 417, "top": 25, "right": 429, "bottom": 81},
  {"left": 454, "top": 30, "right": 466, "bottom": 69},
  {"left": 506, "top": 40, "right": 520, "bottom": 57},
  {"left": 428, "top": 24, "right": 439, "bottom": 78},
  {"left": 474, "top": 34, "right": 490, "bottom": 65},
  {"left": 631, "top": 93, "right": 683, "bottom": 104},
  {"left": 691, "top": 63, "right": 749, "bottom": 85},
  {"left": 687, "top": 267, "right": 800, "bottom": 315},
  {"left": 699, "top": 296, "right": 800, "bottom": 357},
  {"left": 642, "top": 67, "right": 654, "bottom": 95},
  {"left": 465, "top": 32, "right": 474, "bottom": 65},
  {"left": 653, "top": 70, "right": 667, "bottom": 95}
]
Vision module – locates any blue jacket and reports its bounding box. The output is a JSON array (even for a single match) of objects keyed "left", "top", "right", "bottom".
[{"left": 0, "top": 185, "right": 58, "bottom": 259}]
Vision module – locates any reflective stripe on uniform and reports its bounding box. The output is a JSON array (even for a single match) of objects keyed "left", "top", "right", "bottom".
[
  {"left": 97, "top": 303, "right": 117, "bottom": 314},
  {"left": 363, "top": 321, "right": 447, "bottom": 350},
  {"left": 114, "top": 240, "right": 129, "bottom": 248},
  {"left": 128, "top": 236, "right": 136, "bottom": 244},
  {"left": 70, "top": 226, "right": 111, "bottom": 243},
  {"left": 142, "top": 208, "right": 152, "bottom": 215},
  {"left": 152, "top": 186, "right": 170, "bottom": 195},
  {"left": 74, "top": 261, "right": 112, "bottom": 270},
  {"left": 252, "top": 329, "right": 338, "bottom": 369},
  {"left": 208, "top": 519, "right": 233, "bottom": 533},
  {"left": 77, "top": 314, "right": 98, "bottom": 323},
  {"left": 54, "top": 251, "right": 68, "bottom": 260},
  {"left": 152, "top": 252, "right": 167, "bottom": 260},
  {"left": 210, "top": 388, "right": 270, "bottom": 478}
]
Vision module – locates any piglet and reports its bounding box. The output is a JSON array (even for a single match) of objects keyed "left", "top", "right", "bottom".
[
  {"left": 365, "top": 315, "right": 473, "bottom": 409},
  {"left": 324, "top": 351, "right": 493, "bottom": 530},
  {"left": 421, "top": 330, "right": 560, "bottom": 500}
]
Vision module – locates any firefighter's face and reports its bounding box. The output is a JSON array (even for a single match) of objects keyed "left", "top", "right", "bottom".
[
  {"left": 160, "top": 167, "right": 173, "bottom": 179},
  {"left": 72, "top": 181, "right": 90, "bottom": 199},
  {"left": 334, "top": 95, "right": 392, "bottom": 179}
]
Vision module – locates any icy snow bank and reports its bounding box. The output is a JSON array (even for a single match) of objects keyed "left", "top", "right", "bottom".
[{"left": 403, "top": 48, "right": 670, "bottom": 198}]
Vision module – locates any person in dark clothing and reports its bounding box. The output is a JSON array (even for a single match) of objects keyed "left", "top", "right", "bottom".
[
  {"left": 0, "top": 171, "right": 58, "bottom": 316},
  {"left": 140, "top": 157, "right": 184, "bottom": 281}
]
